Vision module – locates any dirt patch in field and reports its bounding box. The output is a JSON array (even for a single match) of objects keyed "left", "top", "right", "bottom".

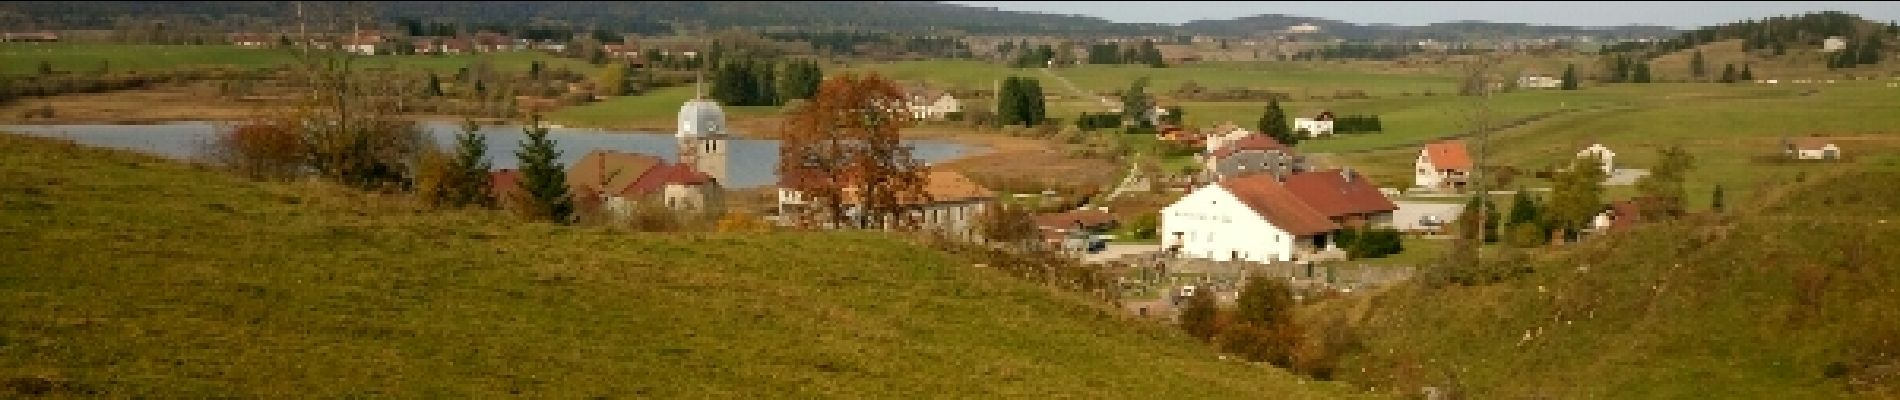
[{"left": 0, "top": 83, "right": 283, "bottom": 124}]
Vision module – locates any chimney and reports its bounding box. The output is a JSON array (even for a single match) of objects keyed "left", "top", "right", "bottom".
[{"left": 1341, "top": 167, "right": 1354, "bottom": 183}]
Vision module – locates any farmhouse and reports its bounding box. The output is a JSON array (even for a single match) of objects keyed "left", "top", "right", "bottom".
[
  {"left": 906, "top": 89, "right": 962, "bottom": 121},
  {"left": 1785, "top": 137, "right": 1842, "bottom": 160},
  {"left": 1204, "top": 133, "right": 1306, "bottom": 182},
  {"left": 567, "top": 150, "right": 723, "bottom": 215},
  {"left": 1517, "top": 74, "right": 1563, "bottom": 89},
  {"left": 778, "top": 169, "right": 996, "bottom": 240},
  {"left": 1034, "top": 209, "right": 1120, "bottom": 252},
  {"left": 1201, "top": 122, "right": 1257, "bottom": 155},
  {"left": 1577, "top": 143, "right": 1615, "bottom": 173},
  {"left": 1293, "top": 111, "right": 1335, "bottom": 137},
  {"left": 1824, "top": 36, "right": 1848, "bottom": 52},
  {"left": 1415, "top": 140, "right": 1472, "bottom": 191},
  {"left": 1161, "top": 169, "right": 1395, "bottom": 263}
]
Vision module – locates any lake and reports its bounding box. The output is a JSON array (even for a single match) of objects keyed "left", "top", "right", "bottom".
[{"left": 1, "top": 121, "right": 980, "bottom": 188}]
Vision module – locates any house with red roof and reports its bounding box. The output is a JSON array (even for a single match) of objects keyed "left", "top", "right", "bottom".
[
  {"left": 567, "top": 149, "right": 722, "bottom": 216},
  {"left": 1204, "top": 133, "right": 1306, "bottom": 182},
  {"left": 1416, "top": 140, "right": 1472, "bottom": 191},
  {"left": 1160, "top": 169, "right": 1396, "bottom": 263},
  {"left": 777, "top": 168, "right": 995, "bottom": 240}
]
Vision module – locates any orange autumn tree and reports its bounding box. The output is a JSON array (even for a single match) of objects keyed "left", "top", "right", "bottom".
[{"left": 778, "top": 73, "right": 931, "bottom": 230}]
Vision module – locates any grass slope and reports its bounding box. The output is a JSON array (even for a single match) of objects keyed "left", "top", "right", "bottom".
[
  {"left": 0, "top": 133, "right": 1357, "bottom": 398},
  {"left": 1333, "top": 160, "right": 1900, "bottom": 398}
]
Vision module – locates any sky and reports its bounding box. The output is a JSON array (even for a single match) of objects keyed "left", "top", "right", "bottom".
[{"left": 943, "top": 1, "right": 1900, "bottom": 29}]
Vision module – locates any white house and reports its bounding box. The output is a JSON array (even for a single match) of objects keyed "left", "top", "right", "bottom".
[
  {"left": 908, "top": 92, "right": 963, "bottom": 121},
  {"left": 1518, "top": 74, "right": 1563, "bottom": 89},
  {"left": 1415, "top": 140, "right": 1472, "bottom": 190},
  {"left": 1293, "top": 111, "right": 1335, "bottom": 137},
  {"left": 1577, "top": 143, "right": 1615, "bottom": 173},
  {"left": 1162, "top": 170, "right": 1395, "bottom": 263},
  {"left": 1163, "top": 175, "right": 1336, "bottom": 263},
  {"left": 1786, "top": 138, "right": 1842, "bottom": 160},
  {"left": 1286, "top": 23, "right": 1322, "bottom": 34},
  {"left": 1824, "top": 36, "right": 1848, "bottom": 53},
  {"left": 1202, "top": 123, "right": 1256, "bottom": 155}
]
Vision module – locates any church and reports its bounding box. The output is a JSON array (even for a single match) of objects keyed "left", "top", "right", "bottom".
[{"left": 564, "top": 83, "right": 729, "bottom": 218}]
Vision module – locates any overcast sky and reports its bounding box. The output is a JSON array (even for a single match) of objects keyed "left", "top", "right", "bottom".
[{"left": 943, "top": 1, "right": 1900, "bottom": 28}]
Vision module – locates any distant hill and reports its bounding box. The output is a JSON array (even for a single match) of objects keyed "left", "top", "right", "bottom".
[
  {"left": 0, "top": 1, "right": 1161, "bottom": 35},
  {"left": 0, "top": 132, "right": 1356, "bottom": 398},
  {"left": 1178, "top": 14, "right": 1678, "bottom": 41}
]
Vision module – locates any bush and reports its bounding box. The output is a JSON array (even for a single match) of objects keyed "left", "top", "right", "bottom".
[
  {"left": 1338, "top": 227, "right": 1404, "bottom": 259},
  {"left": 207, "top": 120, "right": 306, "bottom": 181},
  {"left": 1218, "top": 321, "right": 1300, "bottom": 366}
]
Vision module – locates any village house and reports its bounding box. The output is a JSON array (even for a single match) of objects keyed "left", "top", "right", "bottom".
[
  {"left": 566, "top": 150, "right": 723, "bottom": 216},
  {"left": 230, "top": 33, "right": 273, "bottom": 47},
  {"left": 776, "top": 169, "right": 996, "bottom": 240},
  {"left": 1293, "top": 111, "right": 1335, "bottom": 137},
  {"left": 1, "top": 32, "right": 60, "bottom": 43},
  {"left": 1204, "top": 133, "right": 1307, "bottom": 182},
  {"left": 1824, "top": 36, "right": 1848, "bottom": 52},
  {"left": 1785, "top": 137, "right": 1842, "bottom": 160},
  {"left": 342, "top": 30, "right": 387, "bottom": 55},
  {"left": 1416, "top": 140, "right": 1472, "bottom": 191},
  {"left": 1592, "top": 198, "right": 1651, "bottom": 233},
  {"left": 1577, "top": 143, "right": 1615, "bottom": 173},
  {"left": 1201, "top": 122, "right": 1257, "bottom": 155},
  {"left": 1161, "top": 169, "right": 1396, "bottom": 263},
  {"left": 1034, "top": 209, "right": 1120, "bottom": 252},
  {"left": 1518, "top": 74, "right": 1563, "bottom": 89},
  {"left": 905, "top": 87, "right": 962, "bottom": 121}
]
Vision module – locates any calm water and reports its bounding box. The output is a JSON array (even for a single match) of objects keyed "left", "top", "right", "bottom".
[{"left": 2, "top": 121, "right": 979, "bottom": 188}]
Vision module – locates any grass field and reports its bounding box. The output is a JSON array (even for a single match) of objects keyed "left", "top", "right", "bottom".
[
  {"left": 1328, "top": 163, "right": 1900, "bottom": 398},
  {"left": 0, "top": 132, "right": 1364, "bottom": 398},
  {"left": 1330, "top": 81, "right": 1900, "bottom": 211},
  {"left": 844, "top": 60, "right": 1458, "bottom": 97},
  {"left": 0, "top": 43, "right": 599, "bottom": 75},
  {"left": 546, "top": 85, "right": 779, "bottom": 130}
]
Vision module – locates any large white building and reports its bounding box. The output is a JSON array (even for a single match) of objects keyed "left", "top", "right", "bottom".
[{"left": 1162, "top": 170, "right": 1396, "bottom": 263}]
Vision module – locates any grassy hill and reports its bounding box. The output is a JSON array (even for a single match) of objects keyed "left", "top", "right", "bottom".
[
  {"left": 0, "top": 132, "right": 1360, "bottom": 398},
  {"left": 1326, "top": 158, "right": 1900, "bottom": 398}
]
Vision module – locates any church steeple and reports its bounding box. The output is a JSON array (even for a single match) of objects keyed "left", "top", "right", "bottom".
[{"left": 694, "top": 69, "right": 705, "bottom": 100}]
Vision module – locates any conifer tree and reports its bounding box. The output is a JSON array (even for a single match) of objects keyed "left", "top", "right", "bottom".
[
  {"left": 1739, "top": 64, "right": 1754, "bottom": 81},
  {"left": 1632, "top": 62, "right": 1652, "bottom": 83},
  {"left": 1691, "top": 51, "right": 1707, "bottom": 80},
  {"left": 1258, "top": 98, "right": 1295, "bottom": 146},
  {"left": 1720, "top": 63, "right": 1737, "bottom": 83},
  {"left": 514, "top": 115, "right": 573, "bottom": 223},
  {"left": 448, "top": 120, "right": 495, "bottom": 208},
  {"left": 1561, "top": 64, "right": 1579, "bottom": 90}
]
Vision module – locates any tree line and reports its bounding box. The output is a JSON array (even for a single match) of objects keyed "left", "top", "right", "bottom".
[{"left": 711, "top": 59, "right": 824, "bottom": 107}]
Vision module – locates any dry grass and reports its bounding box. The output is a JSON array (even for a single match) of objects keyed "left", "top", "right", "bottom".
[{"left": 0, "top": 132, "right": 1364, "bottom": 398}]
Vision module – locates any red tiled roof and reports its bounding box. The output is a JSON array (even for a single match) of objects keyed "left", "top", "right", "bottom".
[
  {"left": 1034, "top": 210, "right": 1119, "bottom": 230},
  {"left": 621, "top": 163, "right": 712, "bottom": 197},
  {"left": 568, "top": 150, "right": 662, "bottom": 197},
  {"left": 1210, "top": 134, "right": 1287, "bottom": 159},
  {"left": 1281, "top": 169, "right": 1397, "bottom": 218},
  {"left": 1791, "top": 137, "right": 1835, "bottom": 151},
  {"left": 1424, "top": 140, "right": 1472, "bottom": 171},
  {"left": 1218, "top": 174, "right": 1339, "bottom": 235},
  {"left": 489, "top": 169, "right": 523, "bottom": 200}
]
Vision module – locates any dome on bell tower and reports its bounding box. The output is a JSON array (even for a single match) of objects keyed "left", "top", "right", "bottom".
[
  {"left": 678, "top": 73, "right": 727, "bottom": 139},
  {"left": 678, "top": 98, "right": 726, "bottom": 138}
]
